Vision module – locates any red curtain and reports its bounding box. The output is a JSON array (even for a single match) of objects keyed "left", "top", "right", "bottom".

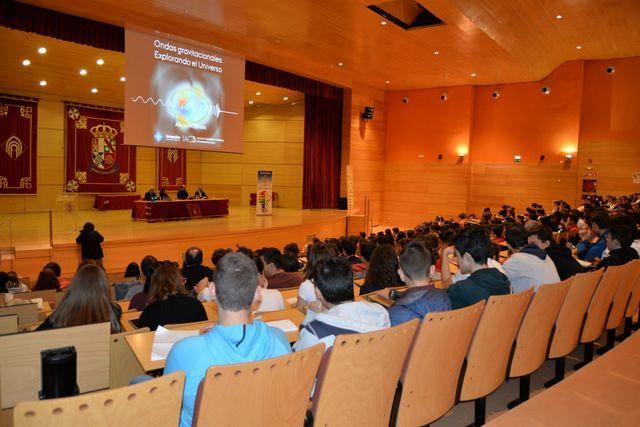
[
  {"left": 157, "top": 148, "right": 187, "bottom": 190},
  {"left": 303, "top": 95, "right": 342, "bottom": 209},
  {"left": 65, "top": 103, "right": 136, "bottom": 193},
  {"left": 0, "top": 95, "right": 38, "bottom": 194}
]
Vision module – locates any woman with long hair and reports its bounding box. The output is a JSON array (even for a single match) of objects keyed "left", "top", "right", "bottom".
[
  {"left": 359, "top": 244, "right": 402, "bottom": 295},
  {"left": 296, "top": 244, "right": 333, "bottom": 308},
  {"left": 138, "top": 262, "right": 207, "bottom": 331},
  {"left": 32, "top": 268, "right": 60, "bottom": 291},
  {"left": 37, "top": 263, "right": 122, "bottom": 333},
  {"left": 128, "top": 255, "right": 158, "bottom": 311}
]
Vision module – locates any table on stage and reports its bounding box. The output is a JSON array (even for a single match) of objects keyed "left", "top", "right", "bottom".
[
  {"left": 94, "top": 194, "right": 141, "bottom": 211},
  {"left": 131, "top": 199, "right": 229, "bottom": 222},
  {"left": 125, "top": 308, "right": 305, "bottom": 372}
]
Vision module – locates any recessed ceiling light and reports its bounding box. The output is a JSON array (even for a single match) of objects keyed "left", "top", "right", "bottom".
[
  {"left": 576, "top": 45, "right": 582, "bottom": 50},
  {"left": 248, "top": 100, "right": 254, "bottom": 104},
  {"left": 471, "top": 73, "right": 477, "bottom": 77},
  {"left": 79, "top": 69, "right": 87, "bottom": 76},
  {"left": 434, "top": 51, "right": 440, "bottom": 55},
  {"left": 120, "top": 76, "right": 126, "bottom": 82},
  {"left": 385, "top": 80, "right": 390, "bottom": 84},
  {"left": 37, "top": 47, "right": 47, "bottom": 54},
  {"left": 380, "top": 21, "right": 387, "bottom": 26},
  {"left": 283, "top": 96, "right": 289, "bottom": 101},
  {"left": 96, "top": 58, "right": 104, "bottom": 65},
  {"left": 91, "top": 88, "right": 98, "bottom": 93},
  {"left": 338, "top": 62, "right": 344, "bottom": 66},
  {"left": 555, "top": 15, "right": 563, "bottom": 20},
  {"left": 39, "top": 80, "right": 47, "bottom": 86},
  {"left": 22, "top": 59, "right": 31, "bottom": 66},
  {"left": 256, "top": 91, "right": 262, "bottom": 96}
]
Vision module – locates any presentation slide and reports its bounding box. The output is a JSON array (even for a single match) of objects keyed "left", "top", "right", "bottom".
[{"left": 124, "top": 29, "right": 245, "bottom": 153}]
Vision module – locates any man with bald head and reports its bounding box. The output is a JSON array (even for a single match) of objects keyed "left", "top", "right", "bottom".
[{"left": 181, "top": 246, "right": 213, "bottom": 292}]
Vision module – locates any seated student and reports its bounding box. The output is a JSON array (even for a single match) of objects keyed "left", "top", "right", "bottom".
[
  {"left": 294, "top": 257, "right": 390, "bottom": 351},
  {"left": 164, "top": 253, "right": 291, "bottom": 427},
  {"left": 0, "top": 272, "right": 9, "bottom": 293},
  {"left": 359, "top": 239, "right": 376, "bottom": 264},
  {"left": 194, "top": 185, "right": 207, "bottom": 199},
  {"left": 211, "top": 248, "right": 231, "bottom": 269},
  {"left": 576, "top": 211, "right": 610, "bottom": 261},
  {"left": 143, "top": 187, "right": 158, "bottom": 201},
  {"left": 113, "top": 262, "right": 144, "bottom": 301},
  {"left": 443, "top": 227, "right": 511, "bottom": 309},
  {"left": 339, "top": 236, "right": 364, "bottom": 266},
  {"left": 176, "top": 185, "right": 189, "bottom": 200},
  {"left": 386, "top": 242, "right": 451, "bottom": 326},
  {"left": 127, "top": 255, "right": 159, "bottom": 310},
  {"left": 158, "top": 187, "right": 171, "bottom": 200},
  {"left": 260, "top": 247, "right": 303, "bottom": 289},
  {"left": 5, "top": 271, "right": 29, "bottom": 293},
  {"left": 595, "top": 224, "right": 639, "bottom": 269},
  {"left": 37, "top": 263, "right": 122, "bottom": 333},
  {"left": 44, "top": 262, "right": 71, "bottom": 289},
  {"left": 503, "top": 225, "right": 560, "bottom": 293},
  {"left": 138, "top": 262, "right": 207, "bottom": 331},
  {"left": 528, "top": 225, "right": 586, "bottom": 280},
  {"left": 490, "top": 225, "right": 505, "bottom": 244},
  {"left": 297, "top": 244, "right": 332, "bottom": 308},
  {"left": 282, "top": 253, "right": 302, "bottom": 273},
  {"left": 359, "top": 245, "right": 402, "bottom": 295},
  {"left": 32, "top": 268, "right": 60, "bottom": 291},
  {"left": 181, "top": 247, "right": 213, "bottom": 292}
]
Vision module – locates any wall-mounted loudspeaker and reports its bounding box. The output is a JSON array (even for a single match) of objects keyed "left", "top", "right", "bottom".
[{"left": 361, "top": 106, "right": 375, "bottom": 121}]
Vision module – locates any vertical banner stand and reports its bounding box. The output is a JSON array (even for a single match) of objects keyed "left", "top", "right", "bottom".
[{"left": 256, "top": 170, "right": 273, "bottom": 216}]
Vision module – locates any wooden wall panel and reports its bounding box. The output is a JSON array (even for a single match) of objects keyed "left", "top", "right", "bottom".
[{"left": 577, "top": 140, "right": 640, "bottom": 197}]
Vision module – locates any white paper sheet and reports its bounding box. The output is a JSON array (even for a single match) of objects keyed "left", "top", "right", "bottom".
[
  {"left": 266, "top": 319, "right": 297, "bottom": 333},
  {"left": 286, "top": 297, "right": 298, "bottom": 306},
  {"left": 151, "top": 326, "right": 199, "bottom": 361}
]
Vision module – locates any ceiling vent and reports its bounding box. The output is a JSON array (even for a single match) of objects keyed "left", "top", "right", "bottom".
[{"left": 368, "top": 0, "right": 444, "bottom": 30}]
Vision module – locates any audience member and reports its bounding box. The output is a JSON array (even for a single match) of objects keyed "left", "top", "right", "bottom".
[
  {"left": 444, "top": 227, "right": 511, "bottom": 309},
  {"left": 181, "top": 247, "right": 213, "bottom": 291},
  {"left": 297, "top": 244, "right": 332, "bottom": 308},
  {"left": 360, "top": 245, "right": 402, "bottom": 295},
  {"left": 211, "top": 248, "right": 231, "bottom": 268},
  {"left": 113, "top": 262, "right": 144, "bottom": 300},
  {"left": 252, "top": 255, "right": 285, "bottom": 312},
  {"left": 0, "top": 272, "right": 9, "bottom": 293},
  {"left": 138, "top": 262, "right": 207, "bottom": 331},
  {"left": 37, "top": 263, "right": 122, "bottom": 333},
  {"left": 76, "top": 222, "right": 104, "bottom": 264},
  {"left": 32, "top": 268, "right": 60, "bottom": 291},
  {"left": 595, "top": 224, "right": 639, "bottom": 269},
  {"left": 294, "top": 257, "right": 390, "bottom": 351},
  {"left": 5, "top": 271, "right": 29, "bottom": 293},
  {"left": 43, "top": 262, "right": 71, "bottom": 289},
  {"left": 386, "top": 242, "right": 451, "bottom": 326},
  {"left": 576, "top": 211, "right": 610, "bottom": 261},
  {"left": 164, "top": 252, "right": 291, "bottom": 427},
  {"left": 127, "top": 255, "right": 159, "bottom": 310},
  {"left": 503, "top": 225, "right": 560, "bottom": 292},
  {"left": 260, "top": 247, "right": 303, "bottom": 289},
  {"left": 528, "top": 225, "right": 586, "bottom": 280}
]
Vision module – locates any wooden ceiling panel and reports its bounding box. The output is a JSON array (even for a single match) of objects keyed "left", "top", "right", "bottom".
[{"left": 12, "top": 0, "right": 640, "bottom": 91}]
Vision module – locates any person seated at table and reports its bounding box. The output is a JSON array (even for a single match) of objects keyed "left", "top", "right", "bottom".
[
  {"left": 5, "top": 271, "right": 30, "bottom": 293},
  {"left": 595, "top": 223, "right": 639, "bottom": 269},
  {"left": 158, "top": 187, "right": 171, "bottom": 200},
  {"left": 296, "top": 244, "right": 332, "bottom": 308},
  {"left": 144, "top": 187, "right": 159, "bottom": 201},
  {"left": 37, "top": 263, "right": 122, "bottom": 333},
  {"left": 359, "top": 245, "right": 402, "bottom": 295},
  {"left": 527, "top": 225, "right": 586, "bottom": 280},
  {"left": 112, "top": 262, "right": 144, "bottom": 301},
  {"left": 127, "top": 255, "right": 159, "bottom": 310},
  {"left": 576, "top": 211, "right": 610, "bottom": 261},
  {"left": 164, "top": 252, "right": 291, "bottom": 427},
  {"left": 194, "top": 185, "right": 207, "bottom": 199},
  {"left": 43, "top": 262, "right": 71, "bottom": 289},
  {"left": 32, "top": 268, "right": 60, "bottom": 291},
  {"left": 176, "top": 185, "right": 189, "bottom": 200},
  {"left": 181, "top": 247, "right": 213, "bottom": 292},
  {"left": 211, "top": 248, "right": 231, "bottom": 269},
  {"left": 138, "top": 261, "right": 207, "bottom": 331},
  {"left": 294, "top": 257, "right": 390, "bottom": 352},
  {"left": 443, "top": 226, "right": 511, "bottom": 309},
  {"left": 259, "top": 247, "right": 303, "bottom": 289},
  {"left": 386, "top": 242, "right": 451, "bottom": 326}
]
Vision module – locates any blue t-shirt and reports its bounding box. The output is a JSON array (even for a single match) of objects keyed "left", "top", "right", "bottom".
[{"left": 164, "top": 321, "right": 292, "bottom": 427}]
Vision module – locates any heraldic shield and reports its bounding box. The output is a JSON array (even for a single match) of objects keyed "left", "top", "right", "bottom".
[{"left": 91, "top": 123, "right": 118, "bottom": 171}]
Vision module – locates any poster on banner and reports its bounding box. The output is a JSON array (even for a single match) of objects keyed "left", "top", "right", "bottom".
[{"left": 256, "top": 170, "right": 272, "bottom": 216}]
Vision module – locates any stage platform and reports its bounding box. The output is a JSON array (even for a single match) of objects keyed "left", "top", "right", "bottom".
[{"left": 0, "top": 207, "right": 347, "bottom": 280}]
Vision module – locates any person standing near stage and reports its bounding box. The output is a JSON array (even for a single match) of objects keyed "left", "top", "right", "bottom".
[
  {"left": 76, "top": 222, "right": 104, "bottom": 265},
  {"left": 177, "top": 185, "right": 189, "bottom": 200}
]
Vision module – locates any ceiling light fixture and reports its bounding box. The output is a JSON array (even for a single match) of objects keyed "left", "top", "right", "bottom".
[
  {"left": 79, "top": 69, "right": 87, "bottom": 76},
  {"left": 39, "top": 80, "right": 47, "bottom": 86},
  {"left": 380, "top": 21, "right": 387, "bottom": 26},
  {"left": 22, "top": 59, "right": 31, "bottom": 66},
  {"left": 471, "top": 73, "right": 477, "bottom": 77},
  {"left": 385, "top": 80, "right": 390, "bottom": 84},
  {"left": 37, "top": 47, "right": 47, "bottom": 54},
  {"left": 96, "top": 58, "right": 105, "bottom": 65},
  {"left": 555, "top": 15, "right": 562, "bottom": 20},
  {"left": 434, "top": 51, "right": 440, "bottom": 55},
  {"left": 283, "top": 96, "right": 289, "bottom": 101},
  {"left": 576, "top": 45, "right": 582, "bottom": 50},
  {"left": 248, "top": 100, "right": 254, "bottom": 104},
  {"left": 338, "top": 62, "right": 344, "bottom": 66},
  {"left": 91, "top": 88, "right": 98, "bottom": 93},
  {"left": 255, "top": 91, "right": 261, "bottom": 96},
  {"left": 120, "top": 76, "right": 126, "bottom": 82}
]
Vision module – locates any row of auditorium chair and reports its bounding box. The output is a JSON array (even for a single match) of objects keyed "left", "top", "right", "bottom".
[{"left": 12, "top": 260, "right": 640, "bottom": 427}]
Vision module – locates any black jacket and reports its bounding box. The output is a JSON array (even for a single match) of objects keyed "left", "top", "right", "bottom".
[
  {"left": 76, "top": 229, "right": 104, "bottom": 260},
  {"left": 545, "top": 244, "right": 587, "bottom": 280},
  {"left": 445, "top": 268, "right": 511, "bottom": 309},
  {"left": 138, "top": 294, "right": 207, "bottom": 331},
  {"left": 596, "top": 247, "right": 639, "bottom": 270},
  {"left": 181, "top": 265, "right": 214, "bottom": 291}
]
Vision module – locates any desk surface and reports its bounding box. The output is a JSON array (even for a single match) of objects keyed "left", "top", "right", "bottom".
[
  {"left": 125, "top": 308, "right": 305, "bottom": 372},
  {"left": 487, "top": 330, "right": 640, "bottom": 426}
]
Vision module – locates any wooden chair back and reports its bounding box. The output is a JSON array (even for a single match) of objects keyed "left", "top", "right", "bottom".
[
  {"left": 624, "top": 260, "right": 640, "bottom": 318},
  {"left": 0, "top": 322, "right": 110, "bottom": 409},
  {"left": 396, "top": 302, "right": 484, "bottom": 427},
  {"left": 0, "top": 303, "right": 38, "bottom": 325},
  {"left": 580, "top": 264, "right": 625, "bottom": 343},
  {"left": 509, "top": 280, "right": 570, "bottom": 378},
  {"left": 192, "top": 344, "right": 325, "bottom": 427},
  {"left": 115, "top": 299, "right": 131, "bottom": 313},
  {"left": 0, "top": 314, "right": 18, "bottom": 336},
  {"left": 109, "top": 328, "right": 149, "bottom": 389},
  {"left": 311, "top": 320, "right": 419, "bottom": 427},
  {"left": 547, "top": 269, "right": 602, "bottom": 359},
  {"left": 459, "top": 290, "right": 533, "bottom": 402},
  {"left": 13, "top": 371, "right": 185, "bottom": 427},
  {"left": 606, "top": 260, "right": 640, "bottom": 329}
]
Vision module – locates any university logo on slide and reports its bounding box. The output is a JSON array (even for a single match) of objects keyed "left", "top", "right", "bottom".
[{"left": 91, "top": 124, "right": 118, "bottom": 171}]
